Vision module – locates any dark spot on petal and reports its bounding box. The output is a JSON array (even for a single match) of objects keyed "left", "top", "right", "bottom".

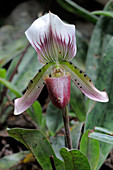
[
  {"left": 75, "top": 66, "right": 77, "bottom": 69},
  {"left": 69, "top": 61, "right": 72, "bottom": 65},
  {"left": 89, "top": 79, "right": 91, "bottom": 82},
  {"left": 43, "top": 82, "right": 45, "bottom": 85},
  {"left": 80, "top": 86, "right": 82, "bottom": 88},
  {"left": 84, "top": 74, "right": 87, "bottom": 77},
  {"left": 49, "top": 74, "right": 51, "bottom": 77},
  {"left": 59, "top": 51, "right": 61, "bottom": 54},
  {"left": 30, "top": 80, "right": 33, "bottom": 83},
  {"left": 46, "top": 62, "right": 48, "bottom": 64},
  {"left": 38, "top": 86, "right": 40, "bottom": 88},
  {"left": 80, "top": 70, "right": 82, "bottom": 73},
  {"left": 26, "top": 86, "right": 28, "bottom": 90},
  {"left": 75, "top": 79, "right": 76, "bottom": 81},
  {"left": 78, "top": 83, "right": 79, "bottom": 85},
  {"left": 39, "top": 69, "right": 41, "bottom": 72}
]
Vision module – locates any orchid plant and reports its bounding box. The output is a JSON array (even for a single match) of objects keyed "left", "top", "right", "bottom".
[
  {"left": 0, "top": 0, "right": 112, "bottom": 168},
  {"left": 14, "top": 12, "right": 109, "bottom": 115}
]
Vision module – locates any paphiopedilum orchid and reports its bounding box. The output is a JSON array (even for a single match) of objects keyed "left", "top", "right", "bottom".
[{"left": 14, "top": 12, "right": 109, "bottom": 115}]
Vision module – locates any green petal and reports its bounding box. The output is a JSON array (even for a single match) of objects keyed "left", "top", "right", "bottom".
[
  {"left": 14, "top": 62, "right": 55, "bottom": 115},
  {"left": 60, "top": 61, "right": 109, "bottom": 102}
]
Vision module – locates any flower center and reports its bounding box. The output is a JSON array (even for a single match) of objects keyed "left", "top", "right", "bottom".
[{"left": 52, "top": 68, "right": 64, "bottom": 77}]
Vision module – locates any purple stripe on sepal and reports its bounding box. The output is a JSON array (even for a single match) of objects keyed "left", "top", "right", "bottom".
[{"left": 25, "top": 12, "right": 77, "bottom": 64}]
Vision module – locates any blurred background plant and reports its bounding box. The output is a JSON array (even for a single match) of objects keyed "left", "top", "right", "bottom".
[{"left": 0, "top": 0, "right": 113, "bottom": 169}]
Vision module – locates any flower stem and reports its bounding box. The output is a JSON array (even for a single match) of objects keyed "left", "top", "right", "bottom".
[
  {"left": 62, "top": 106, "right": 72, "bottom": 149},
  {"left": 49, "top": 155, "right": 56, "bottom": 170}
]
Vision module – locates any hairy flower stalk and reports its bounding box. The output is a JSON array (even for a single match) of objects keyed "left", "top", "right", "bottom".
[
  {"left": 14, "top": 12, "right": 109, "bottom": 148},
  {"left": 62, "top": 106, "right": 72, "bottom": 149}
]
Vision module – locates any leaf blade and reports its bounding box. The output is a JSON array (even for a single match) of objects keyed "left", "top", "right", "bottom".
[
  {"left": 80, "top": 130, "right": 100, "bottom": 170},
  {"left": 0, "top": 77, "right": 22, "bottom": 97},
  {"left": 85, "top": 37, "right": 113, "bottom": 169},
  {"left": 60, "top": 148, "right": 91, "bottom": 170},
  {"left": 91, "top": 11, "right": 113, "bottom": 18},
  {"left": 7, "top": 128, "right": 65, "bottom": 170}
]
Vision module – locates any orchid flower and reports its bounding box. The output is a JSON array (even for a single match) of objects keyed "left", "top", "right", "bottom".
[{"left": 14, "top": 12, "right": 109, "bottom": 115}]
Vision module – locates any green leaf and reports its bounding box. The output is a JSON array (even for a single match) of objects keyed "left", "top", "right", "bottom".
[
  {"left": 60, "top": 148, "right": 91, "bottom": 170},
  {"left": 0, "top": 151, "right": 30, "bottom": 170},
  {"left": 56, "top": 0, "right": 98, "bottom": 23},
  {"left": 85, "top": 37, "right": 113, "bottom": 169},
  {"left": 50, "top": 135, "right": 65, "bottom": 160},
  {"left": 7, "top": 47, "right": 42, "bottom": 99},
  {"left": 89, "top": 132, "right": 113, "bottom": 145},
  {"left": 0, "top": 36, "right": 27, "bottom": 67},
  {"left": 50, "top": 123, "right": 83, "bottom": 160},
  {"left": 0, "top": 101, "right": 13, "bottom": 124},
  {"left": 0, "top": 77, "right": 22, "bottom": 97},
  {"left": 89, "top": 127, "right": 113, "bottom": 144},
  {"left": 70, "top": 82, "right": 86, "bottom": 122},
  {"left": 27, "top": 100, "right": 43, "bottom": 126},
  {"left": 0, "top": 68, "right": 6, "bottom": 78},
  {"left": 71, "top": 122, "right": 83, "bottom": 148},
  {"left": 91, "top": 11, "right": 113, "bottom": 18},
  {"left": 0, "top": 68, "right": 6, "bottom": 97},
  {"left": 80, "top": 130, "right": 100, "bottom": 170},
  {"left": 7, "top": 128, "right": 65, "bottom": 170},
  {"left": 46, "top": 102, "right": 63, "bottom": 135},
  {"left": 72, "top": 30, "right": 88, "bottom": 71},
  {"left": 93, "top": 126, "right": 113, "bottom": 135},
  {"left": 86, "top": 1, "right": 113, "bottom": 83}
]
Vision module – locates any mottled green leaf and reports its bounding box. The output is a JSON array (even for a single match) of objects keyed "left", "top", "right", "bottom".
[
  {"left": 0, "top": 151, "right": 29, "bottom": 170},
  {"left": 80, "top": 130, "right": 100, "bottom": 170},
  {"left": 46, "top": 102, "right": 63, "bottom": 135},
  {"left": 60, "top": 148, "right": 91, "bottom": 170},
  {"left": 85, "top": 37, "right": 113, "bottom": 169},
  {"left": 7, "top": 128, "right": 65, "bottom": 170},
  {"left": 86, "top": 1, "right": 113, "bottom": 83}
]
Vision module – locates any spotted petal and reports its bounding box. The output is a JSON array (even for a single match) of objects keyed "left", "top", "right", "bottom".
[
  {"left": 14, "top": 62, "right": 55, "bottom": 115},
  {"left": 25, "top": 12, "right": 76, "bottom": 64},
  {"left": 60, "top": 61, "right": 109, "bottom": 102}
]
